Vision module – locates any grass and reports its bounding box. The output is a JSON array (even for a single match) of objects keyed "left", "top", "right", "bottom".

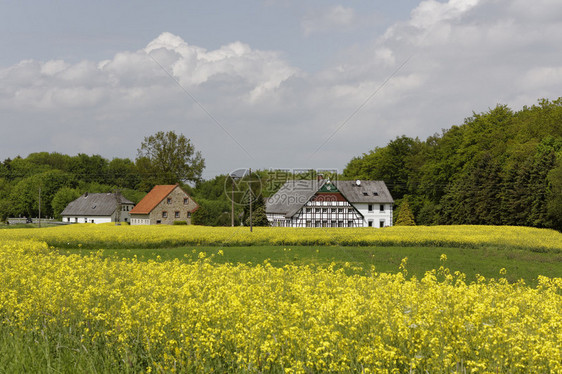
[{"left": 62, "top": 245, "right": 562, "bottom": 287}]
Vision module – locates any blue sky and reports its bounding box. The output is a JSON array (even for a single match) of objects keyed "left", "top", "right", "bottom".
[{"left": 1, "top": 0, "right": 562, "bottom": 177}]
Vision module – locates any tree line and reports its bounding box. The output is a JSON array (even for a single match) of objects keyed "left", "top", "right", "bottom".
[
  {"left": 343, "top": 98, "right": 562, "bottom": 231},
  {"left": 2, "top": 98, "right": 561, "bottom": 230},
  {"left": 0, "top": 131, "right": 205, "bottom": 221}
]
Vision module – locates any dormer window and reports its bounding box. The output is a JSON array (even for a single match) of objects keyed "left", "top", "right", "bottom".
[
  {"left": 373, "top": 192, "right": 379, "bottom": 196},
  {"left": 362, "top": 192, "right": 368, "bottom": 196}
]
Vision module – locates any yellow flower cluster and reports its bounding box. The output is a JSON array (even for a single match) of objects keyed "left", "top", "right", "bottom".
[
  {"left": 1, "top": 239, "right": 561, "bottom": 372},
  {"left": 2, "top": 224, "right": 562, "bottom": 252}
]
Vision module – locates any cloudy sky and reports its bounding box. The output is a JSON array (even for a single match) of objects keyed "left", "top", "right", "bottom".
[{"left": 1, "top": 0, "right": 562, "bottom": 178}]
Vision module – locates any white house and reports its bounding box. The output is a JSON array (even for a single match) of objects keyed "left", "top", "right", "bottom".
[
  {"left": 265, "top": 179, "right": 393, "bottom": 228},
  {"left": 61, "top": 192, "right": 135, "bottom": 224}
]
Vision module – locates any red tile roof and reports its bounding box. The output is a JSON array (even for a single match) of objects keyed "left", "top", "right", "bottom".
[{"left": 129, "top": 185, "right": 178, "bottom": 214}]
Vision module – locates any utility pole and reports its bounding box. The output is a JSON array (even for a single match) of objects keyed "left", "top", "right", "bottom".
[
  {"left": 249, "top": 168, "right": 253, "bottom": 232},
  {"left": 231, "top": 176, "right": 234, "bottom": 227},
  {"left": 114, "top": 190, "right": 121, "bottom": 225}
]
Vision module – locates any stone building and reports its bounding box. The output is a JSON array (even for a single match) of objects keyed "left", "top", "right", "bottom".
[{"left": 129, "top": 184, "right": 199, "bottom": 225}]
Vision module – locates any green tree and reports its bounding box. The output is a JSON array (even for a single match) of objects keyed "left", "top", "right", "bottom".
[
  {"left": 107, "top": 158, "right": 140, "bottom": 189},
  {"left": 136, "top": 131, "right": 205, "bottom": 186},
  {"left": 547, "top": 155, "right": 562, "bottom": 231},
  {"left": 9, "top": 170, "right": 74, "bottom": 218},
  {"left": 51, "top": 187, "right": 82, "bottom": 219},
  {"left": 0, "top": 178, "right": 13, "bottom": 221},
  {"left": 244, "top": 198, "right": 269, "bottom": 227},
  {"left": 192, "top": 198, "right": 238, "bottom": 226},
  {"left": 395, "top": 197, "right": 416, "bottom": 226},
  {"left": 69, "top": 153, "right": 109, "bottom": 184}
]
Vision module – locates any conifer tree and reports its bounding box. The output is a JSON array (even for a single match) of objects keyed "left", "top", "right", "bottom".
[{"left": 395, "top": 197, "right": 416, "bottom": 226}]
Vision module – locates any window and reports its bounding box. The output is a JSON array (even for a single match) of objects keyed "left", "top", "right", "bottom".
[
  {"left": 315, "top": 221, "right": 321, "bottom": 227},
  {"left": 368, "top": 220, "right": 373, "bottom": 227},
  {"left": 331, "top": 220, "right": 336, "bottom": 227},
  {"left": 338, "top": 208, "right": 344, "bottom": 214},
  {"left": 380, "top": 204, "right": 385, "bottom": 212},
  {"left": 338, "top": 221, "right": 343, "bottom": 227},
  {"left": 331, "top": 208, "right": 337, "bottom": 213},
  {"left": 368, "top": 204, "right": 373, "bottom": 212},
  {"left": 306, "top": 220, "right": 312, "bottom": 227},
  {"left": 380, "top": 219, "right": 385, "bottom": 228},
  {"left": 348, "top": 221, "right": 353, "bottom": 227},
  {"left": 175, "top": 211, "right": 180, "bottom": 218},
  {"left": 187, "top": 212, "right": 191, "bottom": 218},
  {"left": 373, "top": 192, "right": 379, "bottom": 196},
  {"left": 156, "top": 220, "right": 161, "bottom": 224},
  {"left": 363, "top": 192, "right": 368, "bottom": 196},
  {"left": 306, "top": 208, "right": 312, "bottom": 213},
  {"left": 162, "top": 211, "right": 168, "bottom": 218},
  {"left": 167, "top": 198, "right": 172, "bottom": 204},
  {"left": 184, "top": 198, "right": 188, "bottom": 204}
]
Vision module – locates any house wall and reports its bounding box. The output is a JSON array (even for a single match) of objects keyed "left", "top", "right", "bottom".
[
  {"left": 114, "top": 203, "right": 135, "bottom": 223},
  {"left": 353, "top": 203, "right": 393, "bottom": 228},
  {"left": 267, "top": 200, "right": 364, "bottom": 228},
  {"left": 130, "top": 214, "right": 150, "bottom": 225},
  {"left": 62, "top": 215, "right": 112, "bottom": 224},
  {"left": 148, "top": 187, "right": 198, "bottom": 225}
]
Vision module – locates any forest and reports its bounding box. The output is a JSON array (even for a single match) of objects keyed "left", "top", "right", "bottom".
[
  {"left": 343, "top": 98, "right": 562, "bottom": 231},
  {"left": 0, "top": 98, "right": 561, "bottom": 230}
]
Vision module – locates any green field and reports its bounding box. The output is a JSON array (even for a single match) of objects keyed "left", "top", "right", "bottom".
[{"left": 63, "top": 244, "right": 562, "bottom": 286}]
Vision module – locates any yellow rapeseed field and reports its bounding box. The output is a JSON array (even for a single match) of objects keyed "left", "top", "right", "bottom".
[
  {"left": 0, "top": 232, "right": 561, "bottom": 372},
  {"left": 2, "top": 224, "right": 562, "bottom": 252}
]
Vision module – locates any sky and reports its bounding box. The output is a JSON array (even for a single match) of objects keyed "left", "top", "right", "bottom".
[{"left": 1, "top": 0, "right": 562, "bottom": 178}]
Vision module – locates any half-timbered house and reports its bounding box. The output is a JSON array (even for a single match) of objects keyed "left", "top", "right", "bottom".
[{"left": 265, "top": 179, "right": 393, "bottom": 228}]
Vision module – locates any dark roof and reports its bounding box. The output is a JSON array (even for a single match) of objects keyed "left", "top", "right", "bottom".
[
  {"left": 265, "top": 179, "right": 393, "bottom": 218},
  {"left": 334, "top": 180, "right": 394, "bottom": 203},
  {"left": 61, "top": 193, "right": 134, "bottom": 217},
  {"left": 265, "top": 180, "right": 325, "bottom": 217}
]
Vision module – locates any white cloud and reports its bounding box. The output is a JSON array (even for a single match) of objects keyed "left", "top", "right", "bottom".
[
  {"left": 2, "top": 0, "right": 562, "bottom": 177},
  {"left": 301, "top": 5, "right": 356, "bottom": 36}
]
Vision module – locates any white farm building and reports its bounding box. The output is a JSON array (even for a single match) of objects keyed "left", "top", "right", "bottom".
[
  {"left": 265, "top": 179, "right": 393, "bottom": 228},
  {"left": 61, "top": 192, "right": 135, "bottom": 224}
]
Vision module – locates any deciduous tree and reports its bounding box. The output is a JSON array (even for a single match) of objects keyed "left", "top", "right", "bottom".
[{"left": 136, "top": 131, "right": 205, "bottom": 187}]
